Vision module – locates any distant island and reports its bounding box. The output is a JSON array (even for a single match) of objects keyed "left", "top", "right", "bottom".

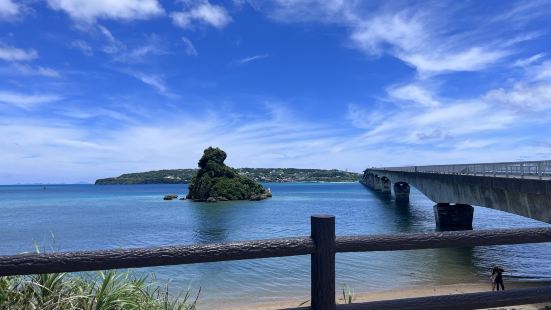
[
  {"left": 95, "top": 168, "right": 359, "bottom": 185},
  {"left": 186, "top": 147, "right": 272, "bottom": 202}
]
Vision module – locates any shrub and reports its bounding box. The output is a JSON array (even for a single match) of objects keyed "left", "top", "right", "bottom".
[{"left": 0, "top": 270, "right": 199, "bottom": 310}]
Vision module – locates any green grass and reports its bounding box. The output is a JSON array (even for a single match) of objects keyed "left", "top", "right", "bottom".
[
  {"left": 341, "top": 284, "right": 353, "bottom": 304},
  {"left": 0, "top": 270, "right": 199, "bottom": 310}
]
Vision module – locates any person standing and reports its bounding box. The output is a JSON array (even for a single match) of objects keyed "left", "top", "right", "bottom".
[
  {"left": 490, "top": 270, "right": 497, "bottom": 291},
  {"left": 492, "top": 266, "right": 505, "bottom": 291}
]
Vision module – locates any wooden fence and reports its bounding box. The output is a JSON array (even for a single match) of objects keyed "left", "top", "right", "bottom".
[{"left": 2, "top": 215, "right": 551, "bottom": 310}]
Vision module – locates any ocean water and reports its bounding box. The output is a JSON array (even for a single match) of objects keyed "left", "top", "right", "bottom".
[{"left": 1, "top": 183, "right": 550, "bottom": 307}]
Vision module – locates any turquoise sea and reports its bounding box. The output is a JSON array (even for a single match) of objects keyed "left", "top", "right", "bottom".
[{"left": 1, "top": 183, "right": 550, "bottom": 307}]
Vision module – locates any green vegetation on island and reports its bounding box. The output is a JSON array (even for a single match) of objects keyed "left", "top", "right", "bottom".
[
  {"left": 238, "top": 168, "right": 360, "bottom": 183},
  {"left": 186, "top": 147, "right": 271, "bottom": 202},
  {"left": 95, "top": 168, "right": 359, "bottom": 185},
  {"left": 95, "top": 169, "right": 197, "bottom": 185}
]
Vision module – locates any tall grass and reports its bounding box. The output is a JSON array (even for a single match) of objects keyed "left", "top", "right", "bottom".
[
  {"left": 0, "top": 270, "right": 199, "bottom": 310},
  {"left": 341, "top": 284, "right": 353, "bottom": 304}
]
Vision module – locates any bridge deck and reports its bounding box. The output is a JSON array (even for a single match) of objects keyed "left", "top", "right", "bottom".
[
  {"left": 363, "top": 160, "right": 551, "bottom": 224},
  {"left": 373, "top": 171, "right": 551, "bottom": 181},
  {"left": 370, "top": 160, "right": 551, "bottom": 180}
]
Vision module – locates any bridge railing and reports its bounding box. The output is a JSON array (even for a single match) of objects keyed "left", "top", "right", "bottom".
[
  {"left": 2, "top": 215, "right": 551, "bottom": 310},
  {"left": 373, "top": 160, "right": 551, "bottom": 179}
]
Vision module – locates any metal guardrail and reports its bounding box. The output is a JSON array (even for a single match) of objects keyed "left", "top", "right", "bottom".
[
  {"left": 370, "top": 160, "right": 551, "bottom": 179},
  {"left": 2, "top": 215, "right": 551, "bottom": 310}
]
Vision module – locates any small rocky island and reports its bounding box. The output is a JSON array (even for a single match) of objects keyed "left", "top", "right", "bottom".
[{"left": 186, "top": 147, "right": 272, "bottom": 202}]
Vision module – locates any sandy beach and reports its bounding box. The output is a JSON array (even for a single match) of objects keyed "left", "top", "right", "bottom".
[{"left": 220, "top": 281, "right": 551, "bottom": 310}]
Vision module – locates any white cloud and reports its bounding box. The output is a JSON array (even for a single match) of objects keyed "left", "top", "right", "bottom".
[
  {"left": 349, "top": 81, "right": 523, "bottom": 147},
  {"left": 455, "top": 139, "right": 497, "bottom": 150},
  {"left": 47, "top": 0, "right": 164, "bottom": 23},
  {"left": 0, "top": 121, "right": 120, "bottom": 184},
  {"left": 70, "top": 28, "right": 127, "bottom": 57},
  {"left": 33, "top": 67, "right": 61, "bottom": 78},
  {"left": 0, "top": 98, "right": 548, "bottom": 183},
  {"left": 484, "top": 83, "right": 551, "bottom": 112},
  {"left": 181, "top": 36, "right": 198, "bottom": 56},
  {"left": 126, "top": 71, "right": 169, "bottom": 96},
  {"left": 501, "top": 32, "right": 543, "bottom": 48},
  {"left": 253, "top": 0, "right": 551, "bottom": 163},
  {"left": 490, "top": 0, "right": 551, "bottom": 24},
  {"left": 349, "top": 10, "right": 509, "bottom": 76},
  {"left": 234, "top": 54, "right": 269, "bottom": 65},
  {"left": 533, "top": 61, "right": 551, "bottom": 81},
  {"left": 52, "top": 138, "right": 116, "bottom": 151},
  {"left": 57, "top": 107, "right": 135, "bottom": 123},
  {"left": 12, "top": 63, "right": 61, "bottom": 78},
  {"left": 97, "top": 25, "right": 125, "bottom": 54},
  {"left": 98, "top": 24, "right": 116, "bottom": 42},
  {"left": 0, "top": 107, "right": 346, "bottom": 183},
  {"left": 171, "top": 2, "right": 231, "bottom": 29},
  {"left": 70, "top": 40, "right": 93, "bottom": 56},
  {"left": 346, "top": 104, "right": 388, "bottom": 129},
  {"left": 0, "top": 0, "right": 19, "bottom": 19},
  {"left": 129, "top": 45, "right": 164, "bottom": 58},
  {"left": 264, "top": 2, "right": 530, "bottom": 76},
  {"left": 387, "top": 84, "right": 439, "bottom": 107},
  {"left": 0, "top": 44, "right": 37, "bottom": 61},
  {"left": 513, "top": 57, "right": 551, "bottom": 82},
  {"left": 0, "top": 91, "right": 61, "bottom": 109},
  {"left": 411, "top": 102, "right": 515, "bottom": 136},
  {"left": 113, "top": 35, "right": 169, "bottom": 63},
  {"left": 399, "top": 47, "right": 508, "bottom": 76},
  {"left": 349, "top": 10, "right": 427, "bottom": 56},
  {"left": 137, "top": 74, "right": 166, "bottom": 93},
  {"left": 358, "top": 101, "right": 518, "bottom": 147},
  {"left": 115, "top": 44, "right": 167, "bottom": 63},
  {"left": 264, "top": 0, "right": 349, "bottom": 23}
]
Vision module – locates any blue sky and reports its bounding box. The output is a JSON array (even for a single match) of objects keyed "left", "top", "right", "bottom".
[{"left": 1, "top": 0, "right": 551, "bottom": 184}]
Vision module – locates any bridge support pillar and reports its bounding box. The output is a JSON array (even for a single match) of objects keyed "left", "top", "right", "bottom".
[
  {"left": 433, "top": 203, "right": 473, "bottom": 229},
  {"left": 374, "top": 176, "right": 382, "bottom": 191},
  {"left": 393, "top": 182, "right": 410, "bottom": 203},
  {"left": 381, "top": 177, "right": 391, "bottom": 195},
  {"left": 365, "top": 174, "right": 373, "bottom": 188},
  {"left": 360, "top": 172, "right": 376, "bottom": 189}
]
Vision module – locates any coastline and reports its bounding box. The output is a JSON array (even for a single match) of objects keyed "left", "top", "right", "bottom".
[
  {"left": 93, "top": 181, "right": 360, "bottom": 185},
  {"left": 218, "top": 281, "right": 551, "bottom": 310}
]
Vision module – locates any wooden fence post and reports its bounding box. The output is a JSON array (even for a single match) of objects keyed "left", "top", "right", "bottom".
[{"left": 311, "top": 215, "right": 336, "bottom": 310}]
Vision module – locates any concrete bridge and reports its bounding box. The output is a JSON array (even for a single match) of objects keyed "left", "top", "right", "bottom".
[{"left": 361, "top": 161, "right": 551, "bottom": 229}]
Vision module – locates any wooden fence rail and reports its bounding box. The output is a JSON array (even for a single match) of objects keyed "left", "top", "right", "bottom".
[
  {"left": 0, "top": 237, "right": 314, "bottom": 276},
  {"left": 2, "top": 215, "right": 551, "bottom": 310}
]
